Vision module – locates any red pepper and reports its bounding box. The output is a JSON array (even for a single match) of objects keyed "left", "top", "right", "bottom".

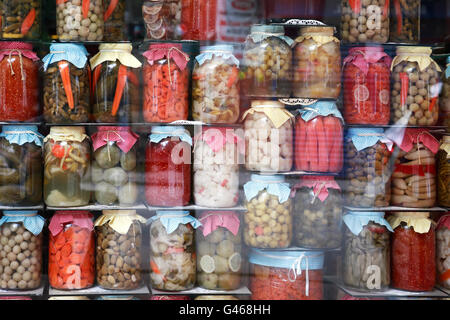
[
  {"left": 306, "top": 119, "right": 319, "bottom": 172},
  {"left": 21, "top": 8, "right": 36, "bottom": 35},
  {"left": 400, "top": 72, "right": 409, "bottom": 108},
  {"left": 82, "top": 0, "right": 90, "bottom": 19},
  {"left": 295, "top": 117, "right": 308, "bottom": 171},
  {"left": 104, "top": 0, "right": 119, "bottom": 21},
  {"left": 323, "top": 116, "right": 339, "bottom": 172},
  {"left": 348, "top": 0, "right": 361, "bottom": 14},
  {"left": 314, "top": 117, "right": 329, "bottom": 172},
  {"left": 52, "top": 144, "right": 67, "bottom": 158},
  {"left": 111, "top": 65, "right": 128, "bottom": 116},
  {"left": 58, "top": 61, "right": 75, "bottom": 110}
]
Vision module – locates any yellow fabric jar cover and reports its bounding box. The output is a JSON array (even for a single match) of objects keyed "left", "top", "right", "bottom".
[
  {"left": 295, "top": 26, "right": 340, "bottom": 46},
  {"left": 242, "top": 100, "right": 294, "bottom": 129},
  {"left": 94, "top": 210, "right": 146, "bottom": 235},
  {"left": 388, "top": 212, "right": 434, "bottom": 234},
  {"left": 391, "top": 46, "right": 442, "bottom": 72},
  {"left": 44, "top": 126, "right": 89, "bottom": 143},
  {"left": 440, "top": 136, "right": 450, "bottom": 159},
  {"left": 90, "top": 43, "right": 142, "bottom": 70}
]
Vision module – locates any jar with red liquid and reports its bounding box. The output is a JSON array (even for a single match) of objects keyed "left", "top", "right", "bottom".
[
  {"left": 48, "top": 211, "right": 95, "bottom": 290},
  {"left": 249, "top": 249, "right": 324, "bottom": 300},
  {"left": 181, "top": 0, "right": 217, "bottom": 41},
  {"left": 343, "top": 46, "right": 391, "bottom": 125},
  {"left": 142, "top": 43, "right": 190, "bottom": 123},
  {"left": 0, "top": 42, "right": 39, "bottom": 122},
  {"left": 436, "top": 214, "right": 450, "bottom": 289},
  {"left": 295, "top": 101, "right": 344, "bottom": 173},
  {"left": 146, "top": 126, "right": 192, "bottom": 207},
  {"left": 388, "top": 212, "right": 436, "bottom": 292}
]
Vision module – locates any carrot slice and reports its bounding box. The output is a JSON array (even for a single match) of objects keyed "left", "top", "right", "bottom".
[
  {"left": 104, "top": 0, "right": 119, "bottom": 21},
  {"left": 92, "top": 65, "right": 102, "bottom": 94},
  {"left": 440, "top": 269, "right": 450, "bottom": 282},
  {"left": 150, "top": 260, "right": 166, "bottom": 281},
  {"left": 21, "top": 8, "right": 36, "bottom": 35},
  {"left": 82, "top": 0, "right": 90, "bottom": 19},
  {"left": 61, "top": 243, "right": 72, "bottom": 257},
  {"left": 227, "top": 66, "right": 239, "bottom": 88},
  {"left": 111, "top": 64, "right": 128, "bottom": 116}
]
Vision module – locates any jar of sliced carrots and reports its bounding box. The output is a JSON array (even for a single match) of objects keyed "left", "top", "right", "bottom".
[
  {"left": 142, "top": 43, "right": 189, "bottom": 123},
  {"left": 48, "top": 211, "right": 95, "bottom": 290}
]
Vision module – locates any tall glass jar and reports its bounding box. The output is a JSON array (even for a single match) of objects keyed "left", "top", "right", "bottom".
[
  {"left": 291, "top": 177, "right": 342, "bottom": 249},
  {"left": 104, "top": 0, "right": 126, "bottom": 41},
  {"left": 43, "top": 127, "right": 91, "bottom": 207},
  {"left": 436, "top": 214, "right": 450, "bottom": 289},
  {"left": 143, "top": 0, "right": 182, "bottom": 40},
  {"left": 391, "top": 46, "right": 442, "bottom": 126},
  {"left": 241, "top": 25, "right": 293, "bottom": 98},
  {"left": 1, "top": 0, "right": 41, "bottom": 39},
  {"left": 440, "top": 57, "right": 450, "bottom": 131},
  {"left": 0, "top": 42, "right": 39, "bottom": 122},
  {"left": 94, "top": 210, "right": 146, "bottom": 290},
  {"left": 149, "top": 211, "right": 200, "bottom": 291},
  {"left": 243, "top": 174, "right": 292, "bottom": 249},
  {"left": 142, "top": 43, "right": 190, "bottom": 123},
  {"left": 181, "top": 0, "right": 217, "bottom": 41},
  {"left": 56, "top": 0, "right": 104, "bottom": 41},
  {"left": 0, "top": 211, "right": 44, "bottom": 290},
  {"left": 344, "top": 128, "right": 392, "bottom": 207},
  {"left": 343, "top": 46, "right": 391, "bottom": 125},
  {"left": 48, "top": 211, "right": 95, "bottom": 290},
  {"left": 243, "top": 100, "right": 294, "bottom": 172},
  {"left": 146, "top": 126, "right": 192, "bottom": 207},
  {"left": 0, "top": 126, "right": 43, "bottom": 206},
  {"left": 340, "top": 0, "right": 390, "bottom": 43},
  {"left": 90, "top": 43, "right": 142, "bottom": 123},
  {"left": 389, "top": 0, "right": 420, "bottom": 43},
  {"left": 193, "top": 127, "right": 242, "bottom": 208},
  {"left": 388, "top": 212, "right": 436, "bottom": 291},
  {"left": 293, "top": 26, "right": 341, "bottom": 99},
  {"left": 438, "top": 136, "right": 450, "bottom": 207},
  {"left": 342, "top": 211, "right": 392, "bottom": 291},
  {"left": 42, "top": 43, "right": 90, "bottom": 124},
  {"left": 192, "top": 45, "right": 240, "bottom": 124},
  {"left": 91, "top": 127, "right": 139, "bottom": 206}
]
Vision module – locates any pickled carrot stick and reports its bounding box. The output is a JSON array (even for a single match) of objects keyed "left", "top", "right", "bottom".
[
  {"left": 82, "top": 0, "right": 90, "bottom": 19},
  {"left": 21, "top": 8, "right": 36, "bottom": 35},
  {"left": 331, "top": 118, "right": 344, "bottom": 172},
  {"left": 306, "top": 120, "right": 319, "bottom": 171},
  {"left": 104, "top": 0, "right": 119, "bottom": 21},
  {"left": 315, "top": 117, "right": 329, "bottom": 172},
  {"left": 92, "top": 65, "right": 102, "bottom": 94},
  {"left": 295, "top": 117, "right": 308, "bottom": 170},
  {"left": 150, "top": 260, "right": 166, "bottom": 281},
  {"left": 111, "top": 65, "right": 128, "bottom": 116},
  {"left": 58, "top": 61, "right": 75, "bottom": 110},
  {"left": 227, "top": 66, "right": 239, "bottom": 88},
  {"left": 440, "top": 269, "right": 450, "bottom": 282},
  {"left": 323, "top": 116, "right": 337, "bottom": 172}
]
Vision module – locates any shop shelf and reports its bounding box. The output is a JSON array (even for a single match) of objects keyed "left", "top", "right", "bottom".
[
  {"left": 344, "top": 206, "right": 448, "bottom": 212},
  {"left": 0, "top": 284, "right": 45, "bottom": 296},
  {"left": 48, "top": 285, "right": 150, "bottom": 296},
  {"left": 150, "top": 286, "right": 251, "bottom": 296}
]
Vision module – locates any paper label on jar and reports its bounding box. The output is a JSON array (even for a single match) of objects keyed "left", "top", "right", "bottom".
[
  {"left": 365, "top": 265, "right": 381, "bottom": 290},
  {"left": 354, "top": 85, "right": 369, "bottom": 102},
  {"left": 379, "top": 89, "right": 389, "bottom": 105}
]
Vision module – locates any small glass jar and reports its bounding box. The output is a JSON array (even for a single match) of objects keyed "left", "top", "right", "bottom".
[
  {"left": 94, "top": 210, "right": 146, "bottom": 290},
  {"left": 389, "top": 0, "right": 420, "bottom": 43},
  {"left": 388, "top": 212, "right": 436, "bottom": 292},
  {"left": 1, "top": 0, "right": 41, "bottom": 39},
  {"left": 249, "top": 249, "right": 324, "bottom": 300},
  {"left": 391, "top": 46, "right": 442, "bottom": 126},
  {"left": 243, "top": 100, "right": 294, "bottom": 173},
  {"left": 340, "top": 0, "right": 390, "bottom": 43},
  {"left": 243, "top": 174, "right": 292, "bottom": 249},
  {"left": 146, "top": 126, "right": 192, "bottom": 207},
  {"left": 43, "top": 127, "right": 91, "bottom": 207},
  {"left": 344, "top": 128, "right": 392, "bottom": 207},
  {"left": 48, "top": 211, "right": 95, "bottom": 290},
  {"left": 436, "top": 215, "right": 450, "bottom": 289},
  {"left": 0, "top": 211, "right": 44, "bottom": 290},
  {"left": 149, "top": 211, "right": 200, "bottom": 291},
  {"left": 293, "top": 26, "right": 341, "bottom": 99},
  {"left": 192, "top": 45, "right": 240, "bottom": 124},
  {"left": 342, "top": 211, "right": 392, "bottom": 291},
  {"left": 42, "top": 44, "right": 90, "bottom": 124},
  {"left": 143, "top": 0, "right": 182, "bottom": 40},
  {"left": 440, "top": 57, "right": 450, "bottom": 131},
  {"left": 142, "top": 43, "right": 189, "bottom": 123},
  {"left": 241, "top": 25, "right": 293, "bottom": 97},
  {"left": 56, "top": 0, "right": 104, "bottom": 41},
  {"left": 104, "top": 0, "right": 127, "bottom": 41},
  {"left": 438, "top": 136, "right": 450, "bottom": 207}
]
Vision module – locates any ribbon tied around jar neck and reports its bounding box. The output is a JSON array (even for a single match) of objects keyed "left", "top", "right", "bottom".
[
  {"left": 0, "top": 42, "right": 39, "bottom": 82},
  {"left": 92, "top": 126, "right": 139, "bottom": 162},
  {"left": 288, "top": 254, "right": 310, "bottom": 296}
]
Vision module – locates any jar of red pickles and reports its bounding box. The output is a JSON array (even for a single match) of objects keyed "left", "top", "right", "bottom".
[
  {"left": 181, "top": 0, "right": 217, "bottom": 41},
  {"left": 388, "top": 212, "right": 436, "bottom": 292},
  {"left": 48, "top": 211, "right": 95, "bottom": 290},
  {"left": 142, "top": 43, "right": 190, "bottom": 123},
  {"left": 249, "top": 249, "right": 324, "bottom": 300},
  {"left": 295, "top": 101, "right": 344, "bottom": 173},
  {"left": 0, "top": 42, "right": 39, "bottom": 122},
  {"left": 146, "top": 126, "right": 192, "bottom": 207},
  {"left": 343, "top": 47, "right": 391, "bottom": 125},
  {"left": 436, "top": 214, "right": 450, "bottom": 289}
]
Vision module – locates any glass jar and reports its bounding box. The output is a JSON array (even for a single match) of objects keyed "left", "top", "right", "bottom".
[
  {"left": 181, "top": 0, "right": 217, "bottom": 41},
  {"left": 291, "top": 177, "right": 342, "bottom": 249},
  {"left": 0, "top": 126, "right": 43, "bottom": 206},
  {"left": 43, "top": 127, "right": 91, "bottom": 207},
  {"left": 1, "top": 0, "right": 40, "bottom": 39},
  {"left": 243, "top": 100, "right": 294, "bottom": 172},
  {"left": 440, "top": 57, "right": 450, "bottom": 131},
  {"left": 391, "top": 46, "right": 442, "bottom": 126},
  {"left": 48, "top": 211, "right": 95, "bottom": 290},
  {"left": 142, "top": 43, "right": 189, "bottom": 123},
  {"left": 143, "top": 0, "right": 182, "bottom": 40},
  {"left": 340, "top": 0, "right": 390, "bottom": 43},
  {"left": 90, "top": 43, "right": 142, "bottom": 123},
  {"left": 56, "top": 0, "right": 104, "bottom": 41},
  {"left": 193, "top": 127, "right": 241, "bottom": 208},
  {"left": 94, "top": 210, "right": 146, "bottom": 290},
  {"left": 293, "top": 26, "right": 341, "bottom": 99},
  {"left": 389, "top": 0, "right": 420, "bottom": 43},
  {"left": 342, "top": 211, "right": 392, "bottom": 291},
  {"left": 241, "top": 25, "right": 293, "bottom": 97},
  {"left": 42, "top": 43, "right": 90, "bottom": 124},
  {"left": 343, "top": 46, "right": 391, "bottom": 125},
  {"left": 104, "top": 0, "right": 126, "bottom": 41},
  {"left": 243, "top": 174, "right": 292, "bottom": 249},
  {"left": 436, "top": 215, "right": 450, "bottom": 289},
  {"left": 438, "top": 136, "right": 450, "bottom": 207},
  {"left": 344, "top": 128, "right": 392, "bottom": 207},
  {"left": 388, "top": 212, "right": 436, "bottom": 291},
  {"left": 146, "top": 126, "right": 192, "bottom": 207},
  {"left": 295, "top": 101, "right": 344, "bottom": 173},
  {"left": 91, "top": 127, "right": 139, "bottom": 206},
  {"left": 0, "top": 211, "right": 44, "bottom": 290},
  {"left": 249, "top": 249, "right": 324, "bottom": 300},
  {"left": 192, "top": 45, "right": 240, "bottom": 124},
  {"left": 149, "top": 211, "right": 200, "bottom": 291},
  {"left": 196, "top": 211, "right": 242, "bottom": 291},
  {"left": 391, "top": 128, "right": 439, "bottom": 208},
  {"left": 0, "top": 42, "right": 39, "bottom": 122}
]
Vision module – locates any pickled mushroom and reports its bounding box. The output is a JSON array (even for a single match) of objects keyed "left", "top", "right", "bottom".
[
  {"left": 95, "top": 182, "right": 117, "bottom": 205},
  {"left": 94, "top": 144, "right": 121, "bottom": 169}
]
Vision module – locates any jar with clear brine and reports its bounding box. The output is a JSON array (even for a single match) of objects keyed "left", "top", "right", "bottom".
[
  {"left": 438, "top": 136, "right": 450, "bottom": 207},
  {"left": 104, "top": 0, "right": 126, "bottom": 41},
  {"left": 293, "top": 26, "right": 341, "bottom": 99},
  {"left": 143, "top": 0, "right": 182, "bottom": 40},
  {"left": 2, "top": 0, "right": 41, "bottom": 39},
  {"left": 436, "top": 215, "right": 450, "bottom": 289},
  {"left": 390, "top": 0, "right": 420, "bottom": 43},
  {"left": 340, "top": 0, "right": 390, "bottom": 43}
]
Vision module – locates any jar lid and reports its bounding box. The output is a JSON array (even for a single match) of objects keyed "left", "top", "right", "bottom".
[
  {"left": 250, "top": 24, "right": 285, "bottom": 35},
  {"left": 149, "top": 126, "right": 192, "bottom": 145},
  {"left": 200, "top": 44, "right": 234, "bottom": 54},
  {"left": 299, "top": 26, "right": 335, "bottom": 36},
  {"left": 103, "top": 210, "right": 137, "bottom": 216},
  {"left": 343, "top": 211, "right": 393, "bottom": 236},
  {"left": 251, "top": 100, "right": 284, "bottom": 109},
  {"left": 0, "top": 125, "right": 43, "bottom": 147},
  {"left": 388, "top": 212, "right": 434, "bottom": 234},
  {"left": 443, "top": 136, "right": 450, "bottom": 143},
  {"left": 250, "top": 174, "right": 285, "bottom": 183},
  {"left": 396, "top": 46, "right": 432, "bottom": 56},
  {"left": 249, "top": 248, "right": 324, "bottom": 270},
  {"left": 45, "top": 126, "right": 88, "bottom": 143},
  {"left": 393, "top": 212, "right": 430, "bottom": 218},
  {"left": 196, "top": 45, "right": 239, "bottom": 67}
]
